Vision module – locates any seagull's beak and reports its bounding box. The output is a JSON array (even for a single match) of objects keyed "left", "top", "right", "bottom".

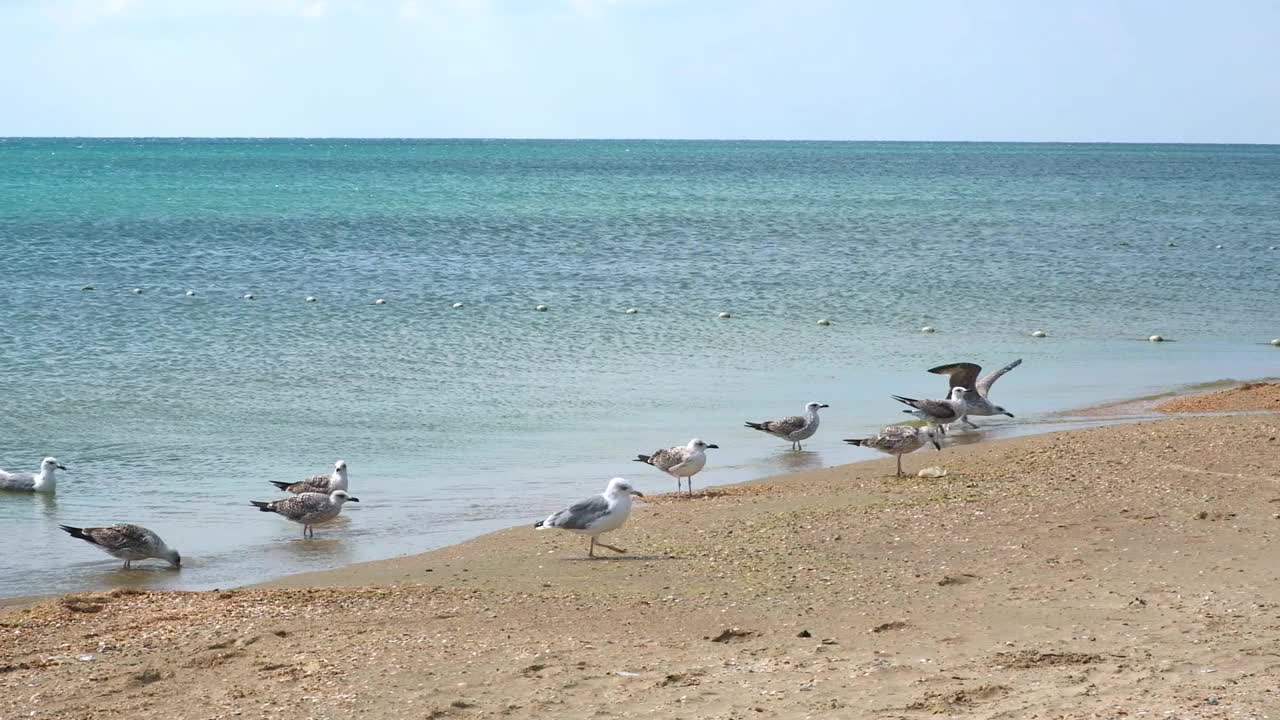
[
  {"left": 819, "top": 404, "right": 830, "bottom": 408},
  {"left": 932, "top": 439, "right": 942, "bottom": 450},
  {"left": 630, "top": 490, "right": 644, "bottom": 497},
  {"left": 706, "top": 444, "right": 719, "bottom": 449},
  {"left": 1003, "top": 412, "right": 1015, "bottom": 418},
  {"left": 56, "top": 464, "right": 67, "bottom": 470},
  {"left": 347, "top": 496, "right": 360, "bottom": 502}
]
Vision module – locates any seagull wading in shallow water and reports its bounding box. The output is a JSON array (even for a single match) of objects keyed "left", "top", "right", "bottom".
[
  {"left": 535, "top": 477, "right": 644, "bottom": 557},
  {"left": 744, "top": 402, "right": 828, "bottom": 450},
  {"left": 892, "top": 387, "right": 968, "bottom": 428},
  {"left": 0, "top": 457, "right": 66, "bottom": 493},
  {"left": 635, "top": 438, "right": 718, "bottom": 494},
  {"left": 927, "top": 359, "right": 1021, "bottom": 429},
  {"left": 269, "top": 459, "right": 349, "bottom": 494},
  {"left": 844, "top": 425, "right": 945, "bottom": 477},
  {"left": 250, "top": 489, "right": 359, "bottom": 538},
  {"left": 59, "top": 524, "right": 181, "bottom": 569}
]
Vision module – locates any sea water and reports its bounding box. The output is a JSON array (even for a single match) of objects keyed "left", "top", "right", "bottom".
[{"left": 1, "top": 139, "right": 1277, "bottom": 597}]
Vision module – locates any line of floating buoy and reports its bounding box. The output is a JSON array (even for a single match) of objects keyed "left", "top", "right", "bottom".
[
  {"left": 1031, "top": 330, "right": 1047, "bottom": 338},
  {"left": 243, "top": 293, "right": 255, "bottom": 300},
  {"left": 81, "top": 285, "right": 95, "bottom": 291},
  {"left": 817, "top": 318, "right": 832, "bottom": 326},
  {"left": 920, "top": 326, "right": 935, "bottom": 333},
  {"left": 534, "top": 304, "right": 548, "bottom": 312},
  {"left": 1271, "top": 338, "right": 1280, "bottom": 347},
  {"left": 1149, "top": 335, "right": 1165, "bottom": 342},
  {"left": 718, "top": 312, "right": 731, "bottom": 319},
  {"left": 130, "top": 288, "right": 143, "bottom": 295},
  {"left": 452, "top": 302, "right": 464, "bottom": 309},
  {"left": 185, "top": 290, "right": 196, "bottom": 297},
  {"left": 305, "top": 296, "right": 317, "bottom": 303},
  {"left": 625, "top": 308, "right": 638, "bottom": 315},
  {"left": 374, "top": 299, "right": 386, "bottom": 305}
]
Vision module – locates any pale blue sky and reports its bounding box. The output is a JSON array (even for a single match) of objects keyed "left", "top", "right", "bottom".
[{"left": 3, "top": 0, "right": 1278, "bottom": 141}]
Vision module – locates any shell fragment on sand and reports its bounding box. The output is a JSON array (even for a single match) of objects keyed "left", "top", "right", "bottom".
[{"left": 917, "top": 466, "right": 948, "bottom": 478}]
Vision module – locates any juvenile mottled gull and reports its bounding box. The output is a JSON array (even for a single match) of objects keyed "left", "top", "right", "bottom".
[
  {"left": 844, "top": 425, "right": 945, "bottom": 477},
  {"left": 892, "top": 388, "right": 968, "bottom": 427},
  {"left": 250, "top": 489, "right": 359, "bottom": 538},
  {"left": 0, "top": 457, "right": 67, "bottom": 493},
  {"left": 269, "top": 459, "right": 349, "bottom": 494},
  {"left": 744, "top": 402, "right": 828, "bottom": 450},
  {"left": 635, "top": 438, "right": 718, "bottom": 494},
  {"left": 59, "top": 524, "right": 181, "bottom": 569},
  {"left": 535, "top": 477, "right": 644, "bottom": 557},
  {"left": 928, "top": 359, "right": 1021, "bottom": 428}
]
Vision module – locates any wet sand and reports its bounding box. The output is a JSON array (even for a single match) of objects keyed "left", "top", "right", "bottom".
[{"left": 3, "top": 386, "right": 1280, "bottom": 719}]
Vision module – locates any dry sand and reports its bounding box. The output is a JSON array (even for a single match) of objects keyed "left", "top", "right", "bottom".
[
  {"left": 1156, "top": 381, "right": 1280, "bottom": 414},
  {"left": 4, "top": 407, "right": 1280, "bottom": 718}
]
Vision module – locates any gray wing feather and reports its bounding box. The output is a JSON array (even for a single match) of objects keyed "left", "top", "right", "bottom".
[
  {"left": 765, "top": 416, "right": 806, "bottom": 435},
  {"left": 547, "top": 495, "right": 610, "bottom": 530},
  {"left": 271, "top": 493, "right": 332, "bottom": 519},
  {"left": 928, "top": 362, "right": 982, "bottom": 392},
  {"left": 647, "top": 447, "right": 686, "bottom": 472},
  {"left": 976, "top": 358, "right": 1022, "bottom": 396},
  {"left": 0, "top": 471, "right": 36, "bottom": 490},
  {"left": 85, "top": 524, "right": 158, "bottom": 551},
  {"left": 914, "top": 399, "right": 961, "bottom": 421}
]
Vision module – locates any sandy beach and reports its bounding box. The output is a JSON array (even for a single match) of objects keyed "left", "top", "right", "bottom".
[{"left": 4, "top": 385, "right": 1280, "bottom": 719}]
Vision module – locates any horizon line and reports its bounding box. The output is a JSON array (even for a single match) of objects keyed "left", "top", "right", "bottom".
[{"left": 2, "top": 136, "right": 1278, "bottom": 147}]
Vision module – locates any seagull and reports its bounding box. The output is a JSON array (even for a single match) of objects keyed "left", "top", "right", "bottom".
[
  {"left": 269, "top": 459, "right": 349, "bottom": 494},
  {"left": 535, "top": 477, "right": 644, "bottom": 558},
  {"left": 744, "top": 402, "right": 828, "bottom": 450},
  {"left": 844, "top": 425, "right": 945, "bottom": 477},
  {"left": 892, "top": 388, "right": 968, "bottom": 428},
  {"left": 0, "top": 457, "right": 67, "bottom": 493},
  {"left": 250, "top": 489, "right": 359, "bottom": 538},
  {"left": 928, "top": 359, "right": 1021, "bottom": 428},
  {"left": 59, "top": 524, "right": 181, "bottom": 569},
  {"left": 634, "top": 438, "right": 718, "bottom": 494}
]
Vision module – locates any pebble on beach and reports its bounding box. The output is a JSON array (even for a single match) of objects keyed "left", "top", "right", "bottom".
[
  {"left": 1031, "top": 330, "right": 1047, "bottom": 338},
  {"left": 817, "top": 319, "right": 832, "bottom": 326},
  {"left": 921, "top": 326, "right": 936, "bottom": 334},
  {"left": 535, "top": 304, "right": 548, "bottom": 312},
  {"left": 718, "top": 312, "right": 732, "bottom": 319},
  {"left": 1149, "top": 335, "right": 1165, "bottom": 342}
]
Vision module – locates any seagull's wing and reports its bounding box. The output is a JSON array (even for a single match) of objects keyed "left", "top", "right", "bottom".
[
  {"left": 646, "top": 447, "right": 686, "bottom": 472},
  {"left": 976, "top": 358, "right": 1023, "bottom": 397},
  {"left": 891, "top": 396, "right": 961, "bottom": 422},
  {"left": 82, "top": 525, "right": 152, "bottom": 551},
  {"left": 543, "top": 495, "right": 610, "bottom": 530},
  {"left": 764, "top": 415, "right": 806, "bottom": 435},
  {"left": 272, "top": 493, "right": 331, "bottom": 519},
  {"left": 0, "top": 471, "right": 35, "bottom": 490},
  {"left": 927, "top": 362, "right": 982, "bottom": 392}
]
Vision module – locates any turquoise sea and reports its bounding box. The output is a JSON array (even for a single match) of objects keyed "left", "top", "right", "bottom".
[{"left": 1, "top": 139, "right": 1277, "bottom": 598}]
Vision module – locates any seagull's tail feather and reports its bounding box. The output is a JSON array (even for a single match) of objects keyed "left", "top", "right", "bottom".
[
  {"left": 891, "top": 395, "right": 920, "bottom": 408},
  {"left": 843, "top": 439, "right": 867, "bottom": 446},
  {"left": 268, "top": 480, "right": 293, "bottom": 491},
  {"left": 634, "top": 454, "right": 653, "bottom": 465},
  {"left": 58, "top": 525, "right": 93, "bottom": 543},
  {"left": 250, "top": 501, "right": 276, "bottom": 513},
  {"left": 744, "top": 421, "right": 767, "bottom": 432}
]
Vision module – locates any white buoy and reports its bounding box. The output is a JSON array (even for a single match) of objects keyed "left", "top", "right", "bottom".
[
  {"left": 817, "top": 318, "right": 832, "bottom": 326},
  {"left": 305, "top": 296, "right": 317, "bottom": 303},
  {"left": 1149, "top": 334, "right": 1165, "bottom": 342},
  {"left": 1215, "top": 244, "right": 1224, "bottom": 249},
  {"left": 374, "top": 298, "right": 386, "bottom": 305},
  {"left": 718, "top": 312, "right": 731, "bottom": 319},
  {"left": 1167, "top": 242, "right": 1176, "bottom": 247},
  {"left": 81, "top": 285, "right": 95, "bottom": 291},
  {"left": 243, "top": 293, "right": 255, "bottom": 300},
  {"left": 625, "top": 308, "right": 639, "bottom": 315},
  {"left": 535, "top": 304, "right": 548, "bottom": 312},
  {"left": 452, "top": 302, "right": 464, "bottom": 309},
  {"left": 920, "top": 326, "right": 936, "bottom": 334},
  {"left": 185, "top": 290, "right": 196, "bottom": 297},
  {"left": 1031, "top": 330, "right": 1047, "bottom": 338},
  {"left": 1270, "top": 339, "right": 1280, "bottom": 347},
  {"left": 1270, "top": 246, "right": 1277, "bottom": 250},
  {"left": 130, "top": 288, "right": 143, "bottom": 295}
]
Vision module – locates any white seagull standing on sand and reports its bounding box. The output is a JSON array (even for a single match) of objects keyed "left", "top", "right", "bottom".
[
  {"left": 59, "top": 524, "right": 181, "bottom": 569},
  {"left": 0, "top": 457, "right": 67, "bottom": 493},
  {"left": 844, "top": 425, "right": 945, "bottom": 477},
  {"left": 535, "top": 477, "right": 644, "bottom": 558},
  {"left": 745, "top": 402, "right": 828, "bottom": 450},
  {"left": 927, "top": 359, "right": 1021, "bottom": 428},
  {"left": 269, "top": 459, "right": 350, "bottom": 494},
  {"left": 892, "top": 388, "right": 968, "bottom": 428},
  {"left": 250, "top": 490, "right": 359, "bottom": 538},
  {"left": 635, "top": 438, "right": 718, "bottom": 494}
]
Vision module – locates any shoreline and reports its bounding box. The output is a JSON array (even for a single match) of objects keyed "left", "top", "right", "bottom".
[
  {"left": 2, "top": 376, "right": 1275, "bottom": 612},
  {"left": 3, "top": 386, "right": 1279, "bottom": 717}
]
